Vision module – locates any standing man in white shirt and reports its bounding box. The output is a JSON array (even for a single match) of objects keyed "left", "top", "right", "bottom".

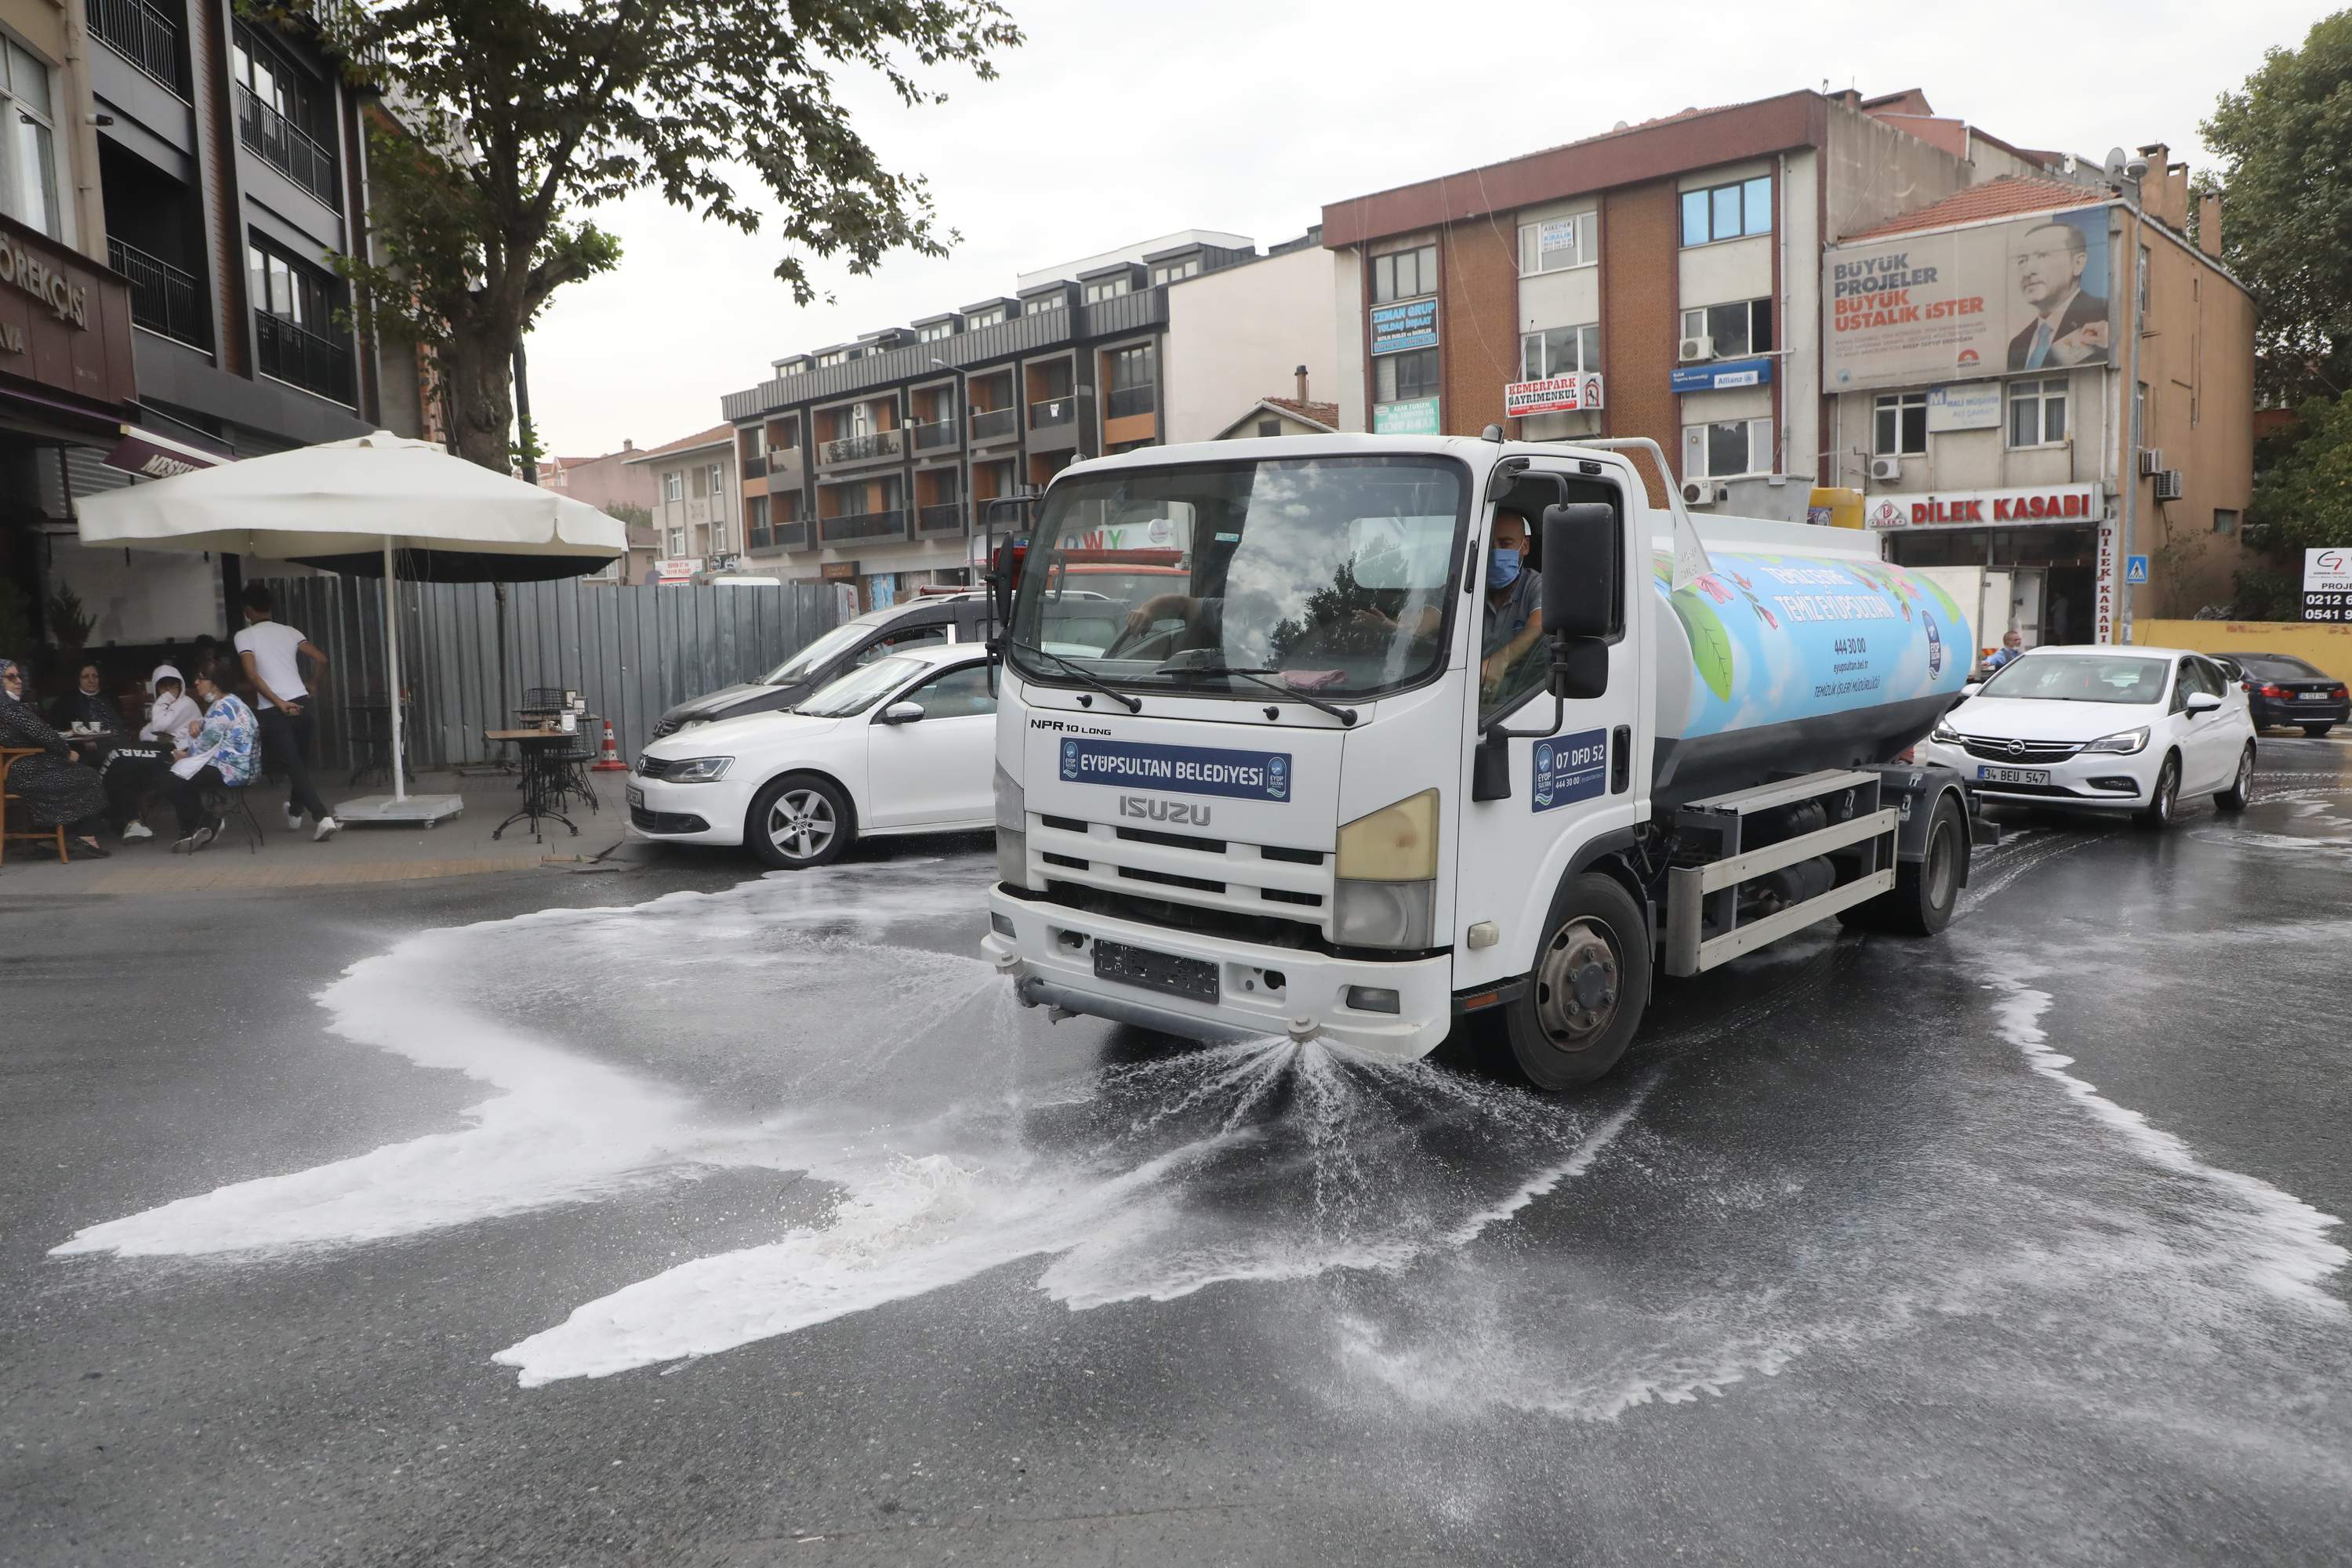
[{"left": 234, "top": 584, "right": 339, "bottom": 840}]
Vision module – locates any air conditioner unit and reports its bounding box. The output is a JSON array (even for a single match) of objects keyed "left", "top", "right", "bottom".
[
  {"left": 2153, "top": 468, "right": 2185, "bottom": 502},
  {"left": 2139, "top": 447, "right": 2165, "bottom": 476},
  {"left": 1868, "top": 456, "right": 1903, "bottom": 482},
  {"left": 1678, "top": 336, "right": 1714, "bottom": 363},
  {"left": 1681, "top": 480, "right": 1729, "bottom": 506}
]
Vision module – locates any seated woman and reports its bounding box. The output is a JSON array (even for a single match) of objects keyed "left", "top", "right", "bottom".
[
  {"left": 0, "top": 656, "right": 111, "bottom": 859},
  {"left": 48, "top": 659, "right": 125, "bottom": 738},
  {"left": 167, "top": 665, "right": 260, "bottom": 853},
  {"left": 98, "top": 663, "right": 202, "bottom": 842}
]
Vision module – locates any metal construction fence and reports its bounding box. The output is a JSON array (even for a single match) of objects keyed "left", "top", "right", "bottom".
[{"left": 253, "top": 577, "right": 841, "bottom": 773}]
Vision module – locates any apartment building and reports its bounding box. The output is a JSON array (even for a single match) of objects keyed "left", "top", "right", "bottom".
[
  {"left": 1319, "top": 89, "right": 2046, "bottom": 517},
  {"left": 1826, "top": 158, "right": 2254, "bottom": 641},
  {"left": 627, "top": 425, "right": 738, "bottom": 579},
  {"left": 539, "top": 438, "right": 659, "bottom": 583},
  {"left": 722, "top": 228, "right": 1339, "bottom": 608}
]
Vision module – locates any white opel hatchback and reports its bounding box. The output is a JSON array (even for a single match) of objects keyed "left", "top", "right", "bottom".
[
  {"left": 1919, "top": 646, "right": 2256, "bottom": 829},
  {"left": 628, "top": 642, "right": 996, "bottom": 868}
]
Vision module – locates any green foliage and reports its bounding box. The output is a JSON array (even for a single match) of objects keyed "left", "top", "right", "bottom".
[
  {"left": 2229, "top": 564, "right": 2303, "bottom": 619},
  {"left": 2201, "top": 12, "right": 2352, "bottom": 402},
  {"left": 263, "top": 0, "right": 1020, "bottom": 466},
  {"left": 45, "top": 583, "right": 95, "bottom": 648},
  {"left": 0, "top": 575, "right": 35, "bottom": 659},
  {"left": 606, "top": 503, "right": 653, "bottom": 530},
  {"left": 2248, "top": 394, "right": 2352, "bottom": 554}
]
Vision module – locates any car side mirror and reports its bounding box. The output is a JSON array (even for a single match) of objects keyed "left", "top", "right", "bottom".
[
  {"left": 2184, "top": 692, "right": 2223, "bottom": 715},
  {"left": 879, "top": 701, "right": 926, "bottom": 725},
  {"left": 1960, "top": 682, "right": 1982, "bottom": 699}
]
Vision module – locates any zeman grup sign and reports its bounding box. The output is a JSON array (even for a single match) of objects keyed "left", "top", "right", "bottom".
[{"left": 1824, "top": 204, "right": 2113, "bottom": 394}]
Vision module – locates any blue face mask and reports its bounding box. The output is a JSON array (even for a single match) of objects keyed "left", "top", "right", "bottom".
[{"left": 1487, "top": 546, "right": 1522, "bottom": 590}]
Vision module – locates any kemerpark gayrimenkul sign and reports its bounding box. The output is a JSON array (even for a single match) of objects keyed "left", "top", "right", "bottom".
[{"left": 1823, "top": 203, "right": 2114, "bottom": 394}]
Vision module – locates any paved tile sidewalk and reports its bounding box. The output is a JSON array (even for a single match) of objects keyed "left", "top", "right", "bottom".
[{"left": 0, "top": 768, "right": 630, "bottom": 895}]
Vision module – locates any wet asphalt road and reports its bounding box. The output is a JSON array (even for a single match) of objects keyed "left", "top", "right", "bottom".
[{"left": 4, "top": 739, "right": 2350, "bottom": 1567}]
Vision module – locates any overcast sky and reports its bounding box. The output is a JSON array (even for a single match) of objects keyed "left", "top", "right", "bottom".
[{"left": 521, "top": 0, "right": 2321, "bottom": 459}]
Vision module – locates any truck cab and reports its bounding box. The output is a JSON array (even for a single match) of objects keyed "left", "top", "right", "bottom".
[{"left": 980, "top": 434, "right": 1973, "bottom": 1089}]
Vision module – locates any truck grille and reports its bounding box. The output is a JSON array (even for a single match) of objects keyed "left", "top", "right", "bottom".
[
  {"left": 1028, "top": 813, "right": 1334, "bottom": 932},
  {"left": 1958, "top": 736, "right": 2082, "bottom": 764}
]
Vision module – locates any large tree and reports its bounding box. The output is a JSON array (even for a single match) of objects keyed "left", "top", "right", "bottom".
[
  {"left": 2201, "top": 11, "right": 2352, "bottom": 403},
  {"left": 277, "top": 0, "right": 1020, "bottom": 470}
]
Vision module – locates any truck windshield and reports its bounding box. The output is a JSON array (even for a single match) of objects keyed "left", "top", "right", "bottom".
[{"left": 1007, "top": 454, "right": 1467, "bottom": 702}]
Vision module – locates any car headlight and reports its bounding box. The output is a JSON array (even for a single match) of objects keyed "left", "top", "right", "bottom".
[
  {"left": 2082, "top": 726, "right": 2149, "bottom": 755},
  {"left": 666, "top": 756, "right": 734, "bottom": 782},
  {"left": 1929, "top": 719, "right": 1962, "bottom": 746},
  {"left": 1334, "top": 789, "right": 1439, "bottom": 949},
  {"left": 994, "top": 762, "right": 1030, "bottom": 887}
]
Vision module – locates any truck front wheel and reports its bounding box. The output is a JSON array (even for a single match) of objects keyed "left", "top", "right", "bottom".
[
  {"left": 1840, "top": 793, "right": 1963, "bottom": 936},
  {"left": 1502, "top": 873, "right": 1652, "bottom": 1091}
]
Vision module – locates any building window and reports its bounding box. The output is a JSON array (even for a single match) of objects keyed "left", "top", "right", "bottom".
[
  {"left": 1257, "top": 419, "right": 1282, "bottom": 437},
  {"left": 666, "top": 527, "right": 685, "bottom": 556},
  {"left": 1105, "top": 343, "right": 1156, "bottom": 419},
  {"left": 1873, "top": 392, "right": 1927, "bottom": 457},
  {"left": 775, "top": 419, "right": 799, "bottom": 450},
  {"left": 230, "top": 24, "right": 336, "bottom": 204},
  {"left": 748, "top": 495, "right": 771, "bottom": 550},
  {"left": 247, "top": 237, "right": 351, "bottom": 400},
  {"left": 707, "top": 463, "right": 725, "bottom": 518},
  {"left": 2212, "top": 509, "right": 2238, "bottom": 535},
  {"left": 1083, "top": 276, "right": 1132, "bottom": 304},
  {"left": 1682, "top": 418, "right": 1774, "bottom": 481},
  {"left": 1520, "top": 323, "right": 1600, "bottom": 379},
  {"left": 1374, "top": 347, "right": 1440, "bottom": 405},
  {"left": 1680, "top": 175, "right": 1773, "bottom": 247},
  {"left": 1026, "top": 293, "right": 1065, "bottom": 314},
  {"left": 1517, "top": 212, "right": 1596, "bottom": 275},
  {"left": 2134, "top": 380, "right": 2147, "bottom": 450},
  {"left": 663, "top": 472, "right": 682, "bottom": 503},
  {"left": 690, "top": 465, "right": 707, "bottom": 499},
  {"left": 2008, "top": 376, "right": 2068, "bottom": 447},
  {"left": 817, "top": 349, "right": 848, "bottom": 368},
  {"left": 966, "top": 307, "right": 1004, "bottom": 329},
  {"left": 1371, "top": 244, "right": 1437, "bottom": 303},
  {"left": 1150, "top": 258, "right": 1200, "bottom": 285},
  {"left": 710, "top": 518, "right": 726, "bottom": 555},
  {"left": 0, "top": 41, "right": 61, "bottom": 239},
  {"left": 920, "top": 321, "right": 955, "bottom": 343},
  {"left": 1680, "top": 298, "right": 1773, "bottom": 358},
  {"left": 2137, "top": 243, "right": 2151, "bottom": 318}
]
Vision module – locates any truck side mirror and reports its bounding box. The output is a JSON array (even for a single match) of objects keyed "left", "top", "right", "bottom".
[{"left": 1540, "top": 503, "right": 1617, "bottom": 640}]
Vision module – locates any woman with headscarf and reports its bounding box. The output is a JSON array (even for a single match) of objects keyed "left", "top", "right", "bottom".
[{"left": 0, "top": 656, "right": 111, "bottom": 859}]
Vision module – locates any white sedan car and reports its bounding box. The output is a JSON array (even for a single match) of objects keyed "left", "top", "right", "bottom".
[
  {"left": 1919, "top": 645, "right": 2256, "bottom": 829},
  {"left": 628, "top": 642, "right": 996, "bottom": 868}
]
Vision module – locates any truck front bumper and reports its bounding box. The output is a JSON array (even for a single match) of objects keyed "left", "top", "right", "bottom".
[{"left": 982, "top": 889, "right": 1454, "bottom": 1061}]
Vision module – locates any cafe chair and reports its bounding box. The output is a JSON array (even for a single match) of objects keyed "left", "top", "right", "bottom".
[
  {"left": 200, "top": 778, "right": 267, "bottom": 855},
  {"left": 1, "top": 751, "right": 70, "bottom": 866}
]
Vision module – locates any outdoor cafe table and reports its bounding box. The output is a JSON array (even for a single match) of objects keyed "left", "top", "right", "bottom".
[{"left": 485, "top": 728, "right": 583, "bottom": 843}]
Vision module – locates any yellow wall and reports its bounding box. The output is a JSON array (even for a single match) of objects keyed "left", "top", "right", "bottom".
[{"left": 2134, "top": 619, "right": 2352, "bottom": 682}]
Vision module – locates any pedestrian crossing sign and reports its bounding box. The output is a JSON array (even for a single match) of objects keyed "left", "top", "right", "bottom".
[{"left": 2124, "top": 554, "right": 2150, "bottom": 585}]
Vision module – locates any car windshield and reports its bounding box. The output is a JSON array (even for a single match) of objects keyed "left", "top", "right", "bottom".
[
  {"left": 761, "top": 619, "right": 885, "bottom": 686},
  {"left": 1979, "top": 652, "right": 2170, "bottom": 704},
  {"left": 794, "top": 654, "right": 924, "bottom": 717},
  {"left": 1007, "top": 455, "right": 1466, "bottom": 700},
  {"left": 2237, "top": 655, "right": 2325, "bottom": 681}
]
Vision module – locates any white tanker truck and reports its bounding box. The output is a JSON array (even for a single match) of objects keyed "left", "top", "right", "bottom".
[{"left": 978, "top": 434, "right": 1983, "bottom": 1088}]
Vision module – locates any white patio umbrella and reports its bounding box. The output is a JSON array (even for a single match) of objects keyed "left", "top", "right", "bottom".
[{"left": 74, "top": 430, "right": 625, "bottom": 826}]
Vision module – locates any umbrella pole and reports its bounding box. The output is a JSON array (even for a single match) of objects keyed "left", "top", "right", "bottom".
[{"left": 383, "top": 536, "right": 406, "bottom": 804}]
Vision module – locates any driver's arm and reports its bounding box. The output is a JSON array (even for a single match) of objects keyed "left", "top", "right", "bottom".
[
  {"left": 1483, "top": 609, "right": 1545, "bottom": 691},
  {"left": 1124, "top": 593, "right": 1196, "bottom": 632}
]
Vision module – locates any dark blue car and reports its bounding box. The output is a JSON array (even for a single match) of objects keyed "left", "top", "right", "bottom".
[{"left": 2219, "top": 652, "right": 2348, "bottom": 737}]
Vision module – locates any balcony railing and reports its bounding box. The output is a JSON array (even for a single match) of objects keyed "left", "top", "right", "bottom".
[
  {"left": 1105, "top": 386, "right": 1156, "bottom": 421},
  {"left": 774, "top": 516, "right": 809, "bottom": 550},
  {"left": 741, "top": 455, "right": 767, "bottom": 480},
  {"left": 970, "top": 407, "right": 1017, "bottom": 442},
  {"left": 109, "top": 237, "right": 207, "bottom": 349},
  {"left": 818, "top": 428, "right": 904, "bottom": 466},
  {"left": 819, "top": 509, "right": 906, "bottom": 545},
  {"left": 237, "top": 85, "right": 339, "bottom": 208},
  {"left": 917, "top": 502, "right": 966, "bottom": 535},
  {"left": 1029, "top": 397, "right": 1076, "bottom": 430},
  {"left": 254, "top": 310, "right": 354, "bottom": 405},
  {"left": 89, "top": 0, "right": 186, "bottom": 96},
  {"left": 912, "top": 418, "right": 959, "bottom": 452}
]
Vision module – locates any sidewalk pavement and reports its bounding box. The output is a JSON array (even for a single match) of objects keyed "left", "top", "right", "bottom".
[{"left": 0, "top": 768, "right": 634, "bottom": 896}]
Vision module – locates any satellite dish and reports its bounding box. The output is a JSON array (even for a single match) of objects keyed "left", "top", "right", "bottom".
[
  {"left": 1613, "top": 119, "right": 1629, "bottom": 132},
  {"left": 2103, "top": 147, "right": 2128, "bottom": 177}
]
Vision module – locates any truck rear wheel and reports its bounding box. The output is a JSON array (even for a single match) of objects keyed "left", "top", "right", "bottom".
[
  {"left": 1501, "top": 873, "right": 1651, "bottom": 1091},
  {"left": 1839, "top": 793, "right": 1963, "bottom": 937}
]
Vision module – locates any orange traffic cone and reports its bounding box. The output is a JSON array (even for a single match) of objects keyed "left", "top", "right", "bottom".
[{"left": 592, "top": 718, "right": 629, "bottom": 772}]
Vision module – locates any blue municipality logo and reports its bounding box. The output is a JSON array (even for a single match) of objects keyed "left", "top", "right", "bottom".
[
  {"left": 1924, "top": 612, "right": 1944, "bottom": 676},
  {"left": 1265, "top": 754, "right": 1288, "bottom": 800},
  {"left": 1534, "top": 742, "right": 1555, "bottom": 808},
  {"left": 1062, "top": 739, "right": 1078, "bottom": 770}
]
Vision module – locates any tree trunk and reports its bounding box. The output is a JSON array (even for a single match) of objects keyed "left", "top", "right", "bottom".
[{"left": 445, "top": 331, "right": 517, "bottom": 472}]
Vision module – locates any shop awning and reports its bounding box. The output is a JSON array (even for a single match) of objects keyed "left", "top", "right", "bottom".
[{"left": 101, "top": 423, "right": 234, "bottom": 480}]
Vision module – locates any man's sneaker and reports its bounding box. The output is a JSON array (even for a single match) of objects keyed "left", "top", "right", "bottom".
[
  {"left": 313, "top": 815, "right": 342, "bottom": 842},
  {"left": 287, "top": 805, "right": 303, "bottom": 830},
  {"left": 190, "top": 824, "right": 218, "bottom": 853},
  {"left": 121, "top": 822, "right": 154, "bottom": 842}
]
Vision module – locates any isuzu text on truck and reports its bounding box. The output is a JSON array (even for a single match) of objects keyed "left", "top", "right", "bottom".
[{"left": 978, "top": 434, "right": 1978, "bottom": 1088}]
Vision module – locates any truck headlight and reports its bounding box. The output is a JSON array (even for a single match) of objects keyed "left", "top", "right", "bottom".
[
  {"left": 994, "top": 762, "right": 1029, "bottom": 887},
  {"left": 1334, "top": 789, "right": 1438, "bottom": 949},
  {"left": 666, "top": 756, "right": 732, "bottom": 782},
  {"left": 2082, "top": 726, "right": 2150, "bottom": 754}
]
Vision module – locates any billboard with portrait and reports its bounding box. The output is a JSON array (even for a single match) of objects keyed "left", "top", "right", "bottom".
[{"left": 1824, "top": 204, "right": 2113, "bottom": 394}]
